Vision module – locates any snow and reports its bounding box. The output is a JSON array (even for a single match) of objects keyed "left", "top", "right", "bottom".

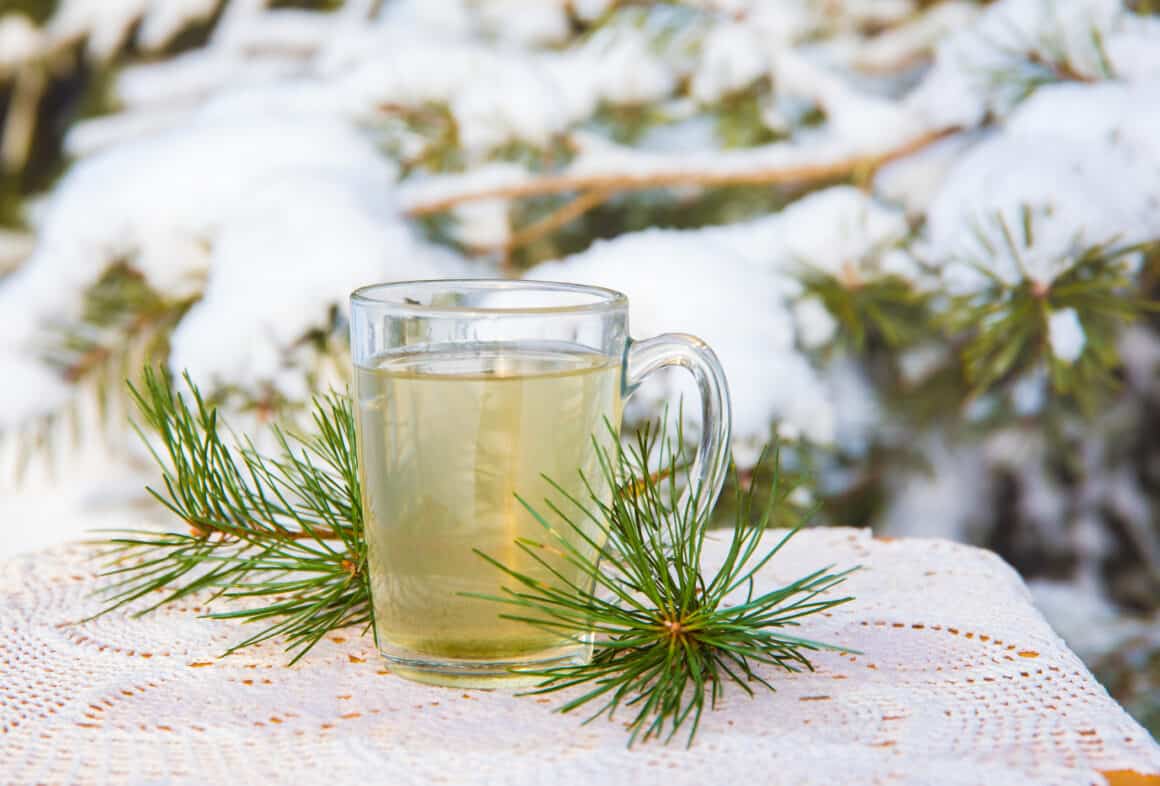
[
  {"left": 897, "top": 343, "right": 948, "bottom": 387},
  {"left": 873, "top": 130, "right": 980, "bottom": 215},
  {"left": 690, "top": 21, "right": 768, "bottom": 103},
  {"left": 397, "top": 164, "right": 531, "bottom": 213},
  {"left": 709, "top": 186, "right": 909, "bottom": 281},
  {"left": 845, "top": 2, "right": 980, "bottom": 74},
  {"left": 327, "top": 36, "right": 569, "bottom": 158},
  {"left": 0, "top": 230, "right": 33, "bottom": 273},
  {"left": 824, "top": 353, "right": 882, "bottom": 459},
  {"left": 907, "top": 0, "right": 1127, "bottom": 128},
  {"left": 914, "top": 80, "right": 1160, "bottom": 297},
  {"left": 526, "top": 229, "right": 834, "bottom": 464},
  {"left": 136, "top": 0, "right": 220, "bottom": 52},
  {"left": 212, "top": 8, "right": 338, "bottom": 56},
  {"left": 879, "top": 432, "right": 992, "bottom": 543},
  {"left": 449, "top": 199, "right": 511, "bottom": 251},
  {"left": 567, "top": 21, "right": 681, "bottom": 107},
  {"left": 0, "top": 108, "right": 453, "bottom": 425},
  {"left": 114, "top": 51, "right": 301, "bottom": 110},
  {"left": 921, "top": 132, "right": 1159, "bottom": 294},
  {"left": 169, "top": 173, "right": 464, "bottom": 397},
  {"left": 1107, "top": 15, "right": 1160, "bottom": 81},
  {"left": 1119, "top": 325, "right": 1160, "bottom": 393},
  {"left": 571, "top": 0, "right": 613, "bottom": 23},
  {"left": 1029, "top": 578, "right": 1158, "bottom": 661},
  {"left": 64, "top": 107, "right": 202, "bottom": 158},
  {"left": 47, "top": 0, "right": 150, "bottom": 59},
  {"left": 0, "top": 14, "right": 43, "bottom": 70},
  {"left": 772, "top": 49, "right": 927, "bottom": 150},
  {"left": 1010, "top": 367, "right": 1049, "bottom": 417},
  {"left": 1047, "top": 308, "right": 1086, "bottom": 364},
  {"left": 1006, "top": 82, "right": 1160, "bottom": 181},
  {"left": 0, "top": 356, "right": 71, "bottom": 430},
  {"left": 475, "top": 1, "right": 571, "bottom": 46},
  {"left": 793, "top": 296, "right": 838, "bottom": 351},
  {"left": 46, "top": 0, "right": 225, "bottom": 61}
]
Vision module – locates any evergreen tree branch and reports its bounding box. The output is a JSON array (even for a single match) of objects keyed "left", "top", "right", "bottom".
[
  {"left": 469, "top": 188, "right": 613, "bottom": 258},
  {"left": 405, "top": 127, "right": 958, "bottom": 217}
]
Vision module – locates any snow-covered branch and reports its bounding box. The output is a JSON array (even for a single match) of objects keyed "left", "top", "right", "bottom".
[{"left": 401, "top": 127, "right": 957, "bottom": 216}]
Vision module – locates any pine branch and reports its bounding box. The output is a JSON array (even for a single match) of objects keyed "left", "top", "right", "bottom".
[
  {"left": 94, "top": 370, "right": 856, "bottom": 745},
  {"left": 91, "top": 368, "right": 370, "bottom": 663},
  {"left": 468, "top": 188, "right": 612, "bottom": 259},
  {"left": 803, "top": 268, "right": 932, "bottom": 351},
  {"left": 37, "top": 263, "right": 197, "bottom": 433},
  {"left": 2, "top": 264, "right": 198, "bottom": 479},
  {"left": 944, "top": 216, "right": 1157, "bottom": 410},
  {"left": 471, "top": 425, "right": 857, "bottom": 747},
  {"left": 404, "top": 127, "right": 958, "bottom": 216},
  {"left": 978, "top": 16, "right": 1116, "bottom": 114}
]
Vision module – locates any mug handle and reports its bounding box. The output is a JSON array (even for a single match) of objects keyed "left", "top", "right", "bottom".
[{"left": 624, "top": 334, "right": 732, "bottom": 524}]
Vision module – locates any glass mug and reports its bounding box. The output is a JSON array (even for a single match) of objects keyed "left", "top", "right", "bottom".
[{"left": 350, "top": 280, "right": 732, "bottom": 687}]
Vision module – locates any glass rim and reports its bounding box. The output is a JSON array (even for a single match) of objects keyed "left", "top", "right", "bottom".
[{"left": 350, "top": 279, "right": 628, "bottom": 317}]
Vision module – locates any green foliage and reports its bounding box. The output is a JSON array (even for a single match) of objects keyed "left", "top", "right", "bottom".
[
  {"left": 711, "top": 81, "right": 783, "bottom": 149},
  {"left": 1129, "top": 0, "right": 1160, "bottom": 14},
  {"left": 378, "top": 102, "right": 464, "bottom": 174},
  {"left": 595, "top": 3, "right": 704, "bottom": 60},
  {"left": 37, "top": 263, "right": 197, "bottom": 426},
  {"left": 93, "top": 368, "right": 371, "bottom": 663},
  {"left": 505, "top": 183, "right": 798, "bottom": 269},
  {"left": 475, "top": 428, "right": 855, "bottom": 746},
  {"left": 981, "top": 17, "right": 1116, "bottom": 112},
  {"left": 588, "top": 102, "right": 678, "bottom": 146},
  {"left": 804, "top": 271, "right": 932, "bottom": 351},
  {"left": 0, "top": 0, "right": 55, "bottom": 24},
  {"left": 945, "top": 216, "right": 1155, "bottom": 411},
  {"left": 709, "top": 446, "right": 814, "bottom": 530}
]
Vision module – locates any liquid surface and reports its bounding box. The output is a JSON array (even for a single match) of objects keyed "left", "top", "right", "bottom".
[{"left": 355, "top": 342, "right": 622, "bottom": 661}]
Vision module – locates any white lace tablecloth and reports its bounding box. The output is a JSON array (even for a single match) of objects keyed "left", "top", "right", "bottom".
[{"left": 2, "top": 527, "right": 1158, "bottom": 786}]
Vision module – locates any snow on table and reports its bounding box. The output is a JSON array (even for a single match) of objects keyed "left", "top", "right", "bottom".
[{"left": 2, "top": 527, "right": 1157, "bottom": 786}]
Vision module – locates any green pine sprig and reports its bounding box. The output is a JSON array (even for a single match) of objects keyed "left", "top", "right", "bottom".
[
  {"left": 802, "top": 269, "right": 932, "bottom": 351},
  {"left": 944, "top": 211, "right": 1158, "bottom": 411},
  {"left": 470, "top": 424, "right": 857, "bottom": 747},
  {"left": 93, "top": 369, "right": 856, "bottom": 745},
  {"left": 91, "top": 368, "right": 371, "bottom": 663}
]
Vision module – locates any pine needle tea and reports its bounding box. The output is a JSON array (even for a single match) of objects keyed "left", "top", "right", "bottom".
[{"left": 354, "top": 341, "right": 622, "bottom": 680}]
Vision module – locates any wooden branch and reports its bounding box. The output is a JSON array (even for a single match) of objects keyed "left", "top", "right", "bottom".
[
  {"left": 1, "top": 66, "right": 46, "bottom": 172},
  {"left": 468, "top": 188, "right": 612, "bottom": 256},
  {"left": 405, "top": 127, "right": 958, "bottom": 217},
  {"left": 187, "top": 521, "right": 341, "bottom": 542}
]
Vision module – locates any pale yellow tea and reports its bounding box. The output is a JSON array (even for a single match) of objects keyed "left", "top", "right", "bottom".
[{"left": 354, "top": 342, "right": 622, "bottom": 667}]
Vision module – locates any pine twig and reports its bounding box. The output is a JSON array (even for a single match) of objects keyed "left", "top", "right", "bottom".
[
  {"left": 472, "top": 425, "right": 857, "bottom": 747},
  {"left": 944, "top": 214, "right": 1157, "bottom": 410},
  {"left": 90, "top": 368, "right": 370, "bottom": 663},
  {"left": 468, "top": 188, "right": 613, "bottom": 256},
  {"left": 404, "top": 127, "right": 958, "bottom": 217}
]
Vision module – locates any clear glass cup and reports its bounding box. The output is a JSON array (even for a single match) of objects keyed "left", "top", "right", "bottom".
[{"left": 349, "top": 279, "right": 731, "bottom": 687}]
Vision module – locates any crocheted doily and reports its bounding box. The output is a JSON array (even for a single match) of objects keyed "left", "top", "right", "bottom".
[{"left": 2, "top": 527, "right": 1157, "bottom": 786}]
